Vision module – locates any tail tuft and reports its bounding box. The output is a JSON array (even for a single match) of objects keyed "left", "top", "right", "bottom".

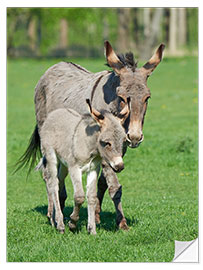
[{"left": 14, "top": 125, "right": 41, "bottom": 177}]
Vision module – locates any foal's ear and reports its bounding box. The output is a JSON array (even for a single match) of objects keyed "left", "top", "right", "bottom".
[
  {"left": 86, "top": 99, "right": 105, "bottom": 125},
  {"left": 104, "top": 41, "right": 126, "bottom": 75},
  {"left": 117, "top": 96, "right": 131, "bottom": 125},
  {"left": 141, "top": 43, "right": 165, "bottom": 76}
]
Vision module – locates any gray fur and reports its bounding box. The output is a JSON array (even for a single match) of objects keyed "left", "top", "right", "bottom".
[
  {"left": 37, "top": 106, "right": 127, "bottom": 234},
  {"left": 34, "top": 41, "right": 165, "bottom": 228}
]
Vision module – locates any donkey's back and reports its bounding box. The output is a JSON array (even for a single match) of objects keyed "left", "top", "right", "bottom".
[
  {"left": 40, "top": 107, "right": 100, "bottom": 169},
  {"left": 35, "top": 61, "right": 109, "bottom": 130}
]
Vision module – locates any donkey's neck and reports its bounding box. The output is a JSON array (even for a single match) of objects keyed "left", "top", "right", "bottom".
[
  {"left": 72, "top": 116, "right": 101, "bottom": 167},
  {"left": 92, "top": 72, "right": 121, "bottom": 116}
]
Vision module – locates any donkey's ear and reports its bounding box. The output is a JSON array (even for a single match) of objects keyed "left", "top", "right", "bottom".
[
  {"left": 141, "top": 44, "right": 165, "bottom": 76},
  {"left": 86, "top": 99, "right": 105, "bottom": 125},
  {"left": 104, "top": 41, "right": 126, "bottom": 75},
  {"left": 117, "top": 96, "right": 130, "bottom": 125}
]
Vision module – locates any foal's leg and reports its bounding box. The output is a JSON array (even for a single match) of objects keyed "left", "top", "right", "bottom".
[
  {"left": 86, "top": 168, "right": 99, "bottom": 235},
  {"left": 68, "top": 167, "right": 85, "bottom": 231},
  {"left": 45, "top": 162, "right": 68, "bottom": 223},
  {"left": 96, "top": 161, "right": 128, "bottom": 230},
  {"left": 43, "top": 150, "right": 65, "bottom": 233},
  {"left": 44, "top": 178, "right": 54, "bottom": 226},
  {"left": 58, "top": 162, "right": 68, "bottom": 212}
]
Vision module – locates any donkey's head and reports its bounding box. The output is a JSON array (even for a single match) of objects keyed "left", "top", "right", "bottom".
[
  {"left": 86, "top": 98, "right": 129, "bottom": 172},
  {"left": 105, "top": 41, "right": 165, "bottom": 148}
]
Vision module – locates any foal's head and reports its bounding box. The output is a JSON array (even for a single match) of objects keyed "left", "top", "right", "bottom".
[
  {"left": 105, "top": 41, "right": 165, "bottom": 148},
  {"left": 86, "top": 98, "right": 129, "bottom": 172}
]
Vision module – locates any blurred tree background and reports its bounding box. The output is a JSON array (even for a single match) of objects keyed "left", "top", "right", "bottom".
[{"left": 7, "top": 7, "right": 198, "bottom": 60}]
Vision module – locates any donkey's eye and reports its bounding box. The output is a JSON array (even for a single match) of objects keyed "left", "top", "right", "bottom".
[
  {"left": 119, "top": 97, "right": 125, "bottom": 109},
  {"left": 100, "top": 140, "right": 111, "bottom": 148}
]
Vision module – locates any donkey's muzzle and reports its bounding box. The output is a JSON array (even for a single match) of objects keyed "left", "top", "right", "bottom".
[
  {"left": 114, "top": 162, "right": 124, "bottom": 173},
  {"left": 127, "top": 133, "right": 144, "bottom": 148},
  {"left": 110, "top": 157, "right": 124, "bottom": 173}
]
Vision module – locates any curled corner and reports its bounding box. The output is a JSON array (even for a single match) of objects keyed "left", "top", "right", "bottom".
[{"left": 173, "top": 238, "right": 198, "bottom": 262}]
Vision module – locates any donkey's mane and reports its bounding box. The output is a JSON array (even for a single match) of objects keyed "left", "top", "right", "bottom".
[
  {"left": 117, "top": 52, "right": 137, "bottom": 71},
  {"left": 106, "top": 52, "right": 137, "bottom": 72}
]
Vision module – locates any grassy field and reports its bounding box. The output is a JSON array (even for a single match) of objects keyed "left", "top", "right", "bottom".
[{"left": 7, "top": 56, "right": 198, "bottom": 262}]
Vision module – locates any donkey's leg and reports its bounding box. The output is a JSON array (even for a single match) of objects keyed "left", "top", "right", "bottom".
[
  {"left": 95, "top": 172, "right": 108, "bottom": 224},
  {"left": 44, "top": 150, "right": 65, "bottom": 233},
  {"left": 86, "top": 169, "right": 99, "bottom": 235},
  {"left": 100, "top": 161, "right": 129, "bottom": 230},
  {"left": 58, "top": 162, "right": 68, "bottom": 213},
  {"left": 44, "top": 178, "right": 54, "bottom": 226},
  {"left": 68, "top": 167, "right": 85, "bottom": 231}
]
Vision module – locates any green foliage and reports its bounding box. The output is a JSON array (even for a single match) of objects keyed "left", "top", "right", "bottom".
[
  {"left": 7, "top": 7, "right": 198, "bottom": 57},
  {"left": 7, "top": 56, "right": 198, "bottom": 261},
  {"left": 7, "top": 7, "right": 119, "bottom": 56}
]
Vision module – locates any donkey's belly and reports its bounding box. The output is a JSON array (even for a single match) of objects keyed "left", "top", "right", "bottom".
[{"left": 80, "top": 156, "right": 101, "bottom": 173}]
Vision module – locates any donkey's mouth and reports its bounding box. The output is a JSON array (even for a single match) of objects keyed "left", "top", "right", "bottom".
[
  {"left": 127, "top": 141, "right": 142, "bottom": 148},
  {"left": 108, "top": 161, "right": 124, "bottom": 173}
]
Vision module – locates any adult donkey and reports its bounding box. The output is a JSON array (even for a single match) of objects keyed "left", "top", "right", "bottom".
[{"left": 23, "top": 41, "right": 164, "bottom": 230}]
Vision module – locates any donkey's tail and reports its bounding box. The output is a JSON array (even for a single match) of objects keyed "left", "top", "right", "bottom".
[{"left": 14, "top": 125, "right": 41, "bottom": 176}]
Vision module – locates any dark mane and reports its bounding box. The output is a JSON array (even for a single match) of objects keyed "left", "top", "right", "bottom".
[
  {"left": 117, "top": 52, "right": 137, "bottom": 72},
  {"left": 106, "top": 52, "right": 137, "bottom": 72}
]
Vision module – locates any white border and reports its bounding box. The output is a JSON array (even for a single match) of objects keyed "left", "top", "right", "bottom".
[
  {"left": 1, "top": 0, "right": 202, "bottom": 8},
  {"left": 1, "top": 0, "right": 202, "bottom": 269}
]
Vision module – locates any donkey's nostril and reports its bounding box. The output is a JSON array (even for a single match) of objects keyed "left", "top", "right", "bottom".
[
  {"left": 129, "top": 133, "right": 137, "bottom": 141},
  {"left": 127, "top": 133, "right": 144, "bottom": 145}
]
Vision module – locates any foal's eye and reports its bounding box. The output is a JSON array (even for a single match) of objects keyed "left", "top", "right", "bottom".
[{"left": 100, "top": 140, "right": 111, "bottom": 148}]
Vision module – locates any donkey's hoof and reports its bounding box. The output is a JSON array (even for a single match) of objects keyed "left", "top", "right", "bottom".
[
  {"left": 49, "top": 217, "right": 55, "bottom": 227},
  {"left": 87, "top": 225, "right": 96, "bottom": 235},
  {"left": 68, "top": 220, "right": 77, "bottom": 231},
  {"left": 119, "top": 218, "right": 129, "bottom": 231},
  {"left": 57, "top": 223, "right": 65, "bottom": 233},
  {"left": 59, "top": 229, "right": 65, "bottom": 234}
]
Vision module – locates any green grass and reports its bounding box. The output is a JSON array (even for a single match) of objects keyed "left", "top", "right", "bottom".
[{"left": 7, "top": 56, "right": 198, "bottom": 262}]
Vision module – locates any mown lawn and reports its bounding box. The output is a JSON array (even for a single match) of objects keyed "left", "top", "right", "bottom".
[{"left": 7, "top": 56, "right": 198, "bottom": 262}]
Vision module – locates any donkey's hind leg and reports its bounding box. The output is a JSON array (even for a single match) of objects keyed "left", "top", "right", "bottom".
[
  {"left": 43, "top": 150, "right": 65, "bottom": 233},
  {"left": 36, "top": 157, "right": 54, "bottom": 226},
  {"left": 44, "top": 179, "right": 54, "bottom": 226},
  {"left": 58, "top": 162, "right": 68, "bottom": 213}
]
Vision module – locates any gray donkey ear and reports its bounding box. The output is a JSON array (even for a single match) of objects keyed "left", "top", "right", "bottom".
[
  {"left": 86, "top": 99, "right": 105, "bottom": 125},
  {"left": 141, "top": 43, "right": 165, "bottom": 76},
  {"left": 104, "top": 41, "right": 126, "bottom": 75}
]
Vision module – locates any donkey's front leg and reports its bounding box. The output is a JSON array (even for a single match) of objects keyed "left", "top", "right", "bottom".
[
  {"left": 95, "top": 172, "right": 108, "bottom": 224},
  {"left": 68, "top": 167, "right": 85, "bottom": 231},
  {"left": 86, "top": 169, "right": 98, "bottom": 235},
  {"left": 100, "top": 161, "right": 129, "bottom": 230}
]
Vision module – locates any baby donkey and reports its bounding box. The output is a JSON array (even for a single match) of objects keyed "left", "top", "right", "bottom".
[{"left": 36, "top": 98, "right": 129, "bottom": 234}]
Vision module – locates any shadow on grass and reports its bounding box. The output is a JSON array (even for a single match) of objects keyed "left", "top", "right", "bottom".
[{"left": 32, "top": 205, "right": 134, "bottom": 233}]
